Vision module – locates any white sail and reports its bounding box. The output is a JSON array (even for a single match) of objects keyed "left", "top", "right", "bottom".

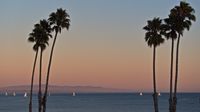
[
  {"left": 139, "top": 92, "right": 143, "bottom": 96},
  {"left": 24, "top": 92, "right": 27, "bottom": 97},
  {"left": 13, "top": 92, "right": 16, "bottom": 96},
  {"left": 5, "top": 92, "right": 8, "bottom": 96},
  {"left": 72, "top": 92, "right": 76, "bottom": 96}
]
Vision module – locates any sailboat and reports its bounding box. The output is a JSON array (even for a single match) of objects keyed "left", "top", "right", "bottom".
[
  {"left": 5, "top": 92, "right": 8, "bottom": 96},
  {"left": 24, "top": 92, "right": 27, "bottom": 97},
  {"left": 13, "top": 92, "right": 16, "bottom": 96},
  {"left": 139, "top": 92, "right": 143, "bottom": 96},
  {"left": 158, "top": 92, "right": 161, "bottom": 96},
  {"left": 72, "top": 92, "right": 76, "bottom": 96}
]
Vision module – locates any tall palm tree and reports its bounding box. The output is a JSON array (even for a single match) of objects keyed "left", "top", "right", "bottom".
[
  {"left": 28, "top": 33, "right": 39, "bottom": 112},
  {"left": 162, "top": 16, "right": 178, "bottom": 112},
  {"left": 143, "top": 18, "right": 165, "bottom": 112},
  {"left": 42, "top": 8, "right": 70, "bottom": 112},
  {"left": 170, "top": 1, "right": 196, "bottom": 112},
  {"left": 28, "top": 20, "right": 51, "bottom": 112},
  {"left": 37, "top": 20, "right": 52, "bottom": 112}
]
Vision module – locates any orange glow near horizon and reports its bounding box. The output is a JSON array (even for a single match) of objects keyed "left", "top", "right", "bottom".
[{"left": 0, "top": 0, "right": 200, "bottom": 92}]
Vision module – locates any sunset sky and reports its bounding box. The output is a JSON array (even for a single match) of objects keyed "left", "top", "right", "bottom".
[{"left": 0, "top": 0, "right": 199, "bottom": 92}]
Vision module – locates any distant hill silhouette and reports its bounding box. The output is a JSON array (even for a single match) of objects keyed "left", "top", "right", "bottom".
[{"left": 0, "top": 85, "right": 132, "bottom": 93}]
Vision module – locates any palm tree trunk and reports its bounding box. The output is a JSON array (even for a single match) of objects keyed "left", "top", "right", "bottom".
[
  {"left": 172, "top": 34, "right": 181, "bottom": 112},
  {"left": 42, "top": 31, "right": 58, "bottom": 112},
  {"left": 169, "top": 39, "right": 174, "bottom": 112},
  {"left": 29, "top": 49, "right": 38, "bottom": 112},
  {"left": 153, "top": 46, "right": 159, "bottom": 112},
  {"left": 38, "top": 49, "right": 43, "bottom": 112}
]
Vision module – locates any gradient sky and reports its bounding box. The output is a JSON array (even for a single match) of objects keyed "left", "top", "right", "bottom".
[{"left": 0, "top": 0, "right": 199, "bottom": 92}]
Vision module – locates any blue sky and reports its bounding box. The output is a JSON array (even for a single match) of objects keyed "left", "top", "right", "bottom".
[{"left": 0, "top": 0, "right": 199, "bottom": 92}]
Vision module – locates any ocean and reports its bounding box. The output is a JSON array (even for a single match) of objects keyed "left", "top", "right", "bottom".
[{"left": 0, "top": 93, "right": 199, "bottom": 112}]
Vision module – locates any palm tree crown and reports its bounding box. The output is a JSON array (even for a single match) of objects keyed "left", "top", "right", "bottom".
[
  {"left": 143, "top": 18, "right": 165, "bottom": 47},
  {"left": 39, "top": 19, "right": 52, "bottom": 36},
  {"left": 48, "top": 8, "right": 70, "bottom": 33},
  {"left": 28, "top": 20, "right": 51, "bottom": 51},
  {"left": 170, "top": 1, "right": 196, "bottom": 35},
  {"left": 162, "top": 16, "right": 178, "bottom": 40}
]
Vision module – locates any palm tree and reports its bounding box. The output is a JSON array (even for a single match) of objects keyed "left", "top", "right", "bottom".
[
  {"left": 28, "top": 20, "right": 51, "bottom": 112},
  {"left": 170, "top": 1, "right": 196, "bottom": 112},
  {"left": 162, "top": 16, "right": 178, "bottom": 112},
  {"left": 143, "top": 18, "right": 165, "bottom": 112},
  {"left": 28, "top": 33, "right": 39, "bottom": 112},
  {"left": 37, "top": 20, "right": 52, "bottom": 112},
  {"left": 42, "top": 8, "right": 70, "bottom": 112}
]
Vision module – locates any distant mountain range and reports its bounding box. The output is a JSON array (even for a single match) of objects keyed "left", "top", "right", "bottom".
[{"left": 0, "top": 85, "right": 132, "bottom": 93}]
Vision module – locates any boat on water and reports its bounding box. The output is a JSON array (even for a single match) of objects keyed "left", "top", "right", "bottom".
[
  {"left": 24, "top": 92, "right": 27, "bottom": 97},
  {"left": 5, "top": 92, "right": 8, "bottom": 96},
  {"left": 158, "top": 92, "right": 161, "bottom": 96},
  {"left": 72, "top": 92, "right": 76, "bottom": 96},
  {"left": 13, "top": 92, "right": 16, "bottom": 96},
  {"left": 139, "top": 92, "right": 143, "bottom": 96}
]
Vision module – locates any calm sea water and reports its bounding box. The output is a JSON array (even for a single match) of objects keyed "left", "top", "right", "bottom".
[{"left": 0, "top": 93, "right": 199, "bottom": 112}]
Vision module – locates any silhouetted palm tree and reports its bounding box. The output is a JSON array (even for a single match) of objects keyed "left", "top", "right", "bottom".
[
  {"left": 42, "top": 8, "right": 70, "bottom": 112},
  {"left": 169, "top": 1, "right": 196, "bottom": 112},
  {"left": 37, "top": 19, "right": 52, "bottom": 112},
  {"left": 28, "top": 32, "right": 39, "bottom": 112},
  {"left": 28, "top": 20, "right": 51, "bottom": 112},
  {"left": 162, "top": 16, "right": 178, "bottom": 112},
  {"left": 143, "top": 18, "right": 165, "bottom": 112}
]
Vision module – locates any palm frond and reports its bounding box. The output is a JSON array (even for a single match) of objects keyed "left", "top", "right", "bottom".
[
  {"left": 28, "top": 20, "right": 52, "bottom": 51},
  {"left": 48, "top": 8, "right": 70, "bottom": 33},
  {"left": 143, "top": 18, "right": 165, "bottom": 47},
  {"left": 28, "top": 36, "right": 35, "bottom": 42}
]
